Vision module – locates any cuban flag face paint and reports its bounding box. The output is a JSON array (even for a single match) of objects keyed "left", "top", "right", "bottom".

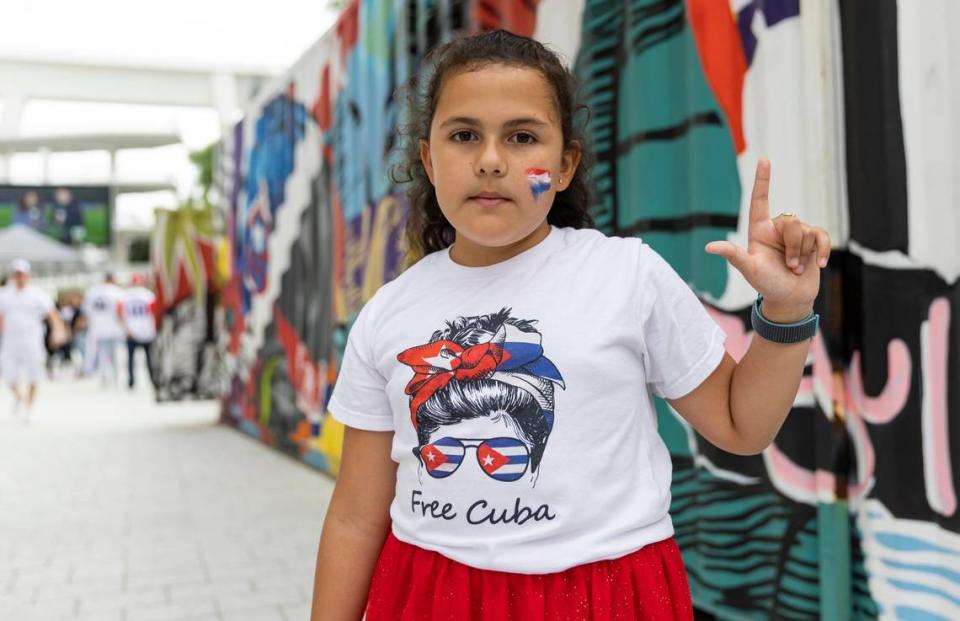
[{"left": 526, "top": 168, "right": 552, "bottom": 200}]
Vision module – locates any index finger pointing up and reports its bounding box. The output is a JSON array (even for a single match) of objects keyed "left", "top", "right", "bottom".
[{"left": 749, "top": 159, "right": 771, "bottom": 234}]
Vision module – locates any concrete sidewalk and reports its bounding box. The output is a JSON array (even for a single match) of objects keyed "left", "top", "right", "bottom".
[{"left": 0, "top": 370, "right": 334, "bottom": 621}]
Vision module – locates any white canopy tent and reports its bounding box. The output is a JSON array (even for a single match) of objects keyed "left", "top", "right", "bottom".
[{"left": 0, "top": 225, "right": 84, "bottom": 274}]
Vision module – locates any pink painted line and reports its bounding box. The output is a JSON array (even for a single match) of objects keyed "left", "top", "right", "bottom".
[
  {"left": 811, "top": 334, "right": 833, "bottom": 407},
  {"left": 766, "top": 438, "right": 873, "bottom": 503},
  {"left": 766, "top": 442, "right": 816, "bottom": 496},
  {"left": 924, "top": 297, "right": 956, "bottom": 517},
  {"left": 847, "top": 339, "right": 911, "bottom": 424}
]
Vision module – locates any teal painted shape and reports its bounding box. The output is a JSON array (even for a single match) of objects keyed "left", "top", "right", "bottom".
[
  {"left": 819, "top": 501, "right": 852, "bottom": 621},
  {"left": 644, "top": 228, "right": 733, "bottom": 298},
  {"left": 671, "top": 460, "right": 822, "bottom": 619},
  {"left": 654, "top": 397, "right": 691, "bottom": 457},
  {"left": 574, "top": 1, "right": 632, "bottom": 232},
  {"left": 614, "top": 12, "right": 740, "bottom": 298}
]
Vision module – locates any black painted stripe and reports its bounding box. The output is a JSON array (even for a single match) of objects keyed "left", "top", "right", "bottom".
[
  {"left": 620, "top": 213, "right": 739, "bottom": 236},
  {"left": 631, "top": 0, "right": 681, "bottom": 21},
  {"left": 616, "top": 111, "right": 723, "bottom": 156},
  {"left": 838, "top": 0, "right": 909, "bottom": 251},
  {"left": 631, "top": 9, "right": 685, "bottom": 54}
]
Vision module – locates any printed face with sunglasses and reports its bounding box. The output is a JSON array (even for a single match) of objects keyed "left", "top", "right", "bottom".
[{"left": 416, "top": 416, "right": 534, "bottom": 483}]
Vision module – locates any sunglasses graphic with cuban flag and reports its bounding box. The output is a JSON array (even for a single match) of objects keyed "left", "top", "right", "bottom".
[{"left": 418, "top": 437, "right": 530, "bottom": 482}]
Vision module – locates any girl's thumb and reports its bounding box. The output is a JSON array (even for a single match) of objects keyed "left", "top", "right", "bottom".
[{"left": 705, "top": 241, "right": 748, "bottom": 272}]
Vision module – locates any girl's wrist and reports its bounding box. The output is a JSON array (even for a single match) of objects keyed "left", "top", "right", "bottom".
[{"left": 759, "top": 298, "right": 815, "bottom": 324}]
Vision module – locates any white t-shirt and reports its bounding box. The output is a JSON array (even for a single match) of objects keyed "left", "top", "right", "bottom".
[
  {"left": 83, "top": 283, "right": 125, "bottom": 339},
  {"left": 328, "top": 226, "right": 727, "bottom": 574},
  {"left": 0, "top": 284, "right": 54, "bottom": 349},
  {"left": 122, "top": 287, "right": 157, "bottom": 342}
]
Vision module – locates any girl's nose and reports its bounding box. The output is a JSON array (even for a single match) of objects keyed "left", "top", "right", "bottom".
[{"left": 476, "top": 141, "right": 506, "bottom": 177}]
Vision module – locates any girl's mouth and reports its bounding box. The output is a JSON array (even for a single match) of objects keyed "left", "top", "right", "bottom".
[{"left": 470, "top": 193, "right": 509, "bottom": 207}]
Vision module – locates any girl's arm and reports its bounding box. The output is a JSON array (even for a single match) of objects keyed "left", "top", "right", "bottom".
[
  {"left": 669, "top": 336, "right": 808, "bottom": 456},
  {"left": 669, "top": 160, "right": 830, "bottom": 456},
  {"left": 311, "top": 426, "right": 396, "bottom": 621}
]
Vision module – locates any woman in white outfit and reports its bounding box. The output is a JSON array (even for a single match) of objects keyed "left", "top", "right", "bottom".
[{"left": 0, "top": 259, "right": 65, "bottom": 418}]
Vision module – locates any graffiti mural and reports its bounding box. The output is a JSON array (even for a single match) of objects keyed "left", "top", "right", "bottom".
[
  {"left": 151, "top": 206, "right": 225, "bottom": 401},
  {"left": 221, "top": 0, "right": 959, "bottom": 618},
  {"left": 572, "top": 0, "right": 959, "bottom": 619},
  {"left": 222, "top": 0, "right": 417, "bottom": 473}
]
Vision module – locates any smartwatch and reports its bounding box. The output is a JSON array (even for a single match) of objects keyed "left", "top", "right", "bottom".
[{"left": 751, "top": 295, "right": 819, "bottom": 344}]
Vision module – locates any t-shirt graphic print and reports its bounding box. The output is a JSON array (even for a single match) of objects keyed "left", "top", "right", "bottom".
[{"left": 398, "top": 307, "right": 564, "bottom": 486}]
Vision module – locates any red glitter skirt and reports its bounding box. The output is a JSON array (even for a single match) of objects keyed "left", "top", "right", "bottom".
[{"left": 365, "top": 533, "right": 694, "bottom": 620}]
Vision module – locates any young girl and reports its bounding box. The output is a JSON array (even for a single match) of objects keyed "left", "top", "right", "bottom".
[{"left": 311, "top": 30, "right": 830, "bottom": 620}]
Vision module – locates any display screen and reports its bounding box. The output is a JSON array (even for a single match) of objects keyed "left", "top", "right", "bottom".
[{"left": 0, "top": 185, "right": 111, "bottom": 246}]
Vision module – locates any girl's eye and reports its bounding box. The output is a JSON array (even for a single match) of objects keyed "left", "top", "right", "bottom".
[
  {"left": 451, "top": 130, "right": 476, "bottom": 142},
  {"left": 508, "top": 132, "right": 537, "bottom": 145}
]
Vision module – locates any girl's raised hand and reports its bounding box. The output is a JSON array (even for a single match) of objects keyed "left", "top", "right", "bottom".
[{"left": 704, "top": 159, "right": 831, "bottom": 322}]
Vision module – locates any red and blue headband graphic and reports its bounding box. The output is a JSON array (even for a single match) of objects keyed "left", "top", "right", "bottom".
[{"left": 397, "top": 323, "right": 565, "bottom": 429}]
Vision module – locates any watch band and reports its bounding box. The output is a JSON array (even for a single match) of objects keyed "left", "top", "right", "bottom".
[{"left": 751, "top": 295, "right": 819, "bottom": 344}]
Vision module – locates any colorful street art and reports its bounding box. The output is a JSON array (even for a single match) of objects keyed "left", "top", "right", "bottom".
[
  {"left": 151, "top": 205, "right": 225, "bottom": 401},
  {"left": 221, "top": 0, "right": 414, "bottom": 473},
  {"left": 220, "top": 0, "right": 959, "bottom": 618}
]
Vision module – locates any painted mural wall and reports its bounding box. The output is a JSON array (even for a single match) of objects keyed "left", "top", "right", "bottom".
[
  {"left": 151, "top": 206, "right": 225, "bottom": 401},
  {"left": 219, "top": 0, "right": 960, "bottom": 618}
]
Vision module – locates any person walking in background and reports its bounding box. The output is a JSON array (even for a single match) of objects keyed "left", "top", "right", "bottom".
[
  {"left": 47, "top": 292, "right": 81, "bottom": 376},
  {"left": 0, "top": 259, "right": 65, "bottom": 420},
  {"left": 82, "top": 273, "right": 125, "bottom": 385},
  {"left": 70, "top": 298, "right": 89, "bottom": 378},
  {"left": 121, "top": 274, "right": 157, "bottom": 390}
]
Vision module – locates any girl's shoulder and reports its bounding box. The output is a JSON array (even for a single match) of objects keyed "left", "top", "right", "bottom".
[
  {"left": 559, "top": 225, "right": 639, "bottom": 248},
  {"left": 557, "top": 226, "right": 649, "bottom": 264},
  {"left": 557, "top": 228, "right": 681, "bottom": 290}
]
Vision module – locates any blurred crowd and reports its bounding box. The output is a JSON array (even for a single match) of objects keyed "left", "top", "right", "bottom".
[{"left": 0, "top": 259, "right": 158, "bottom": 419}]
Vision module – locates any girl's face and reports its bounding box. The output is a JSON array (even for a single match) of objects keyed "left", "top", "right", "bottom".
[{"left": 420, "top": 64, "right": 581, "bottom": 259}]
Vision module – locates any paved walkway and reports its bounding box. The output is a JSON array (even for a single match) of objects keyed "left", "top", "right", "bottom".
[{"left": 0, "top": 366, "right": 334, "bottom": 621}]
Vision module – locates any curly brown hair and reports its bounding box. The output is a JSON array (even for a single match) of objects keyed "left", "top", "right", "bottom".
[{"left": 392, "top": 30, "right": 595, "bottom": 264}]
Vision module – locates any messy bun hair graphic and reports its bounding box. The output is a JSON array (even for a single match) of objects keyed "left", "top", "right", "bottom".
[{"left": 397, "top": 308, "right": 565, "bottom": 474}]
